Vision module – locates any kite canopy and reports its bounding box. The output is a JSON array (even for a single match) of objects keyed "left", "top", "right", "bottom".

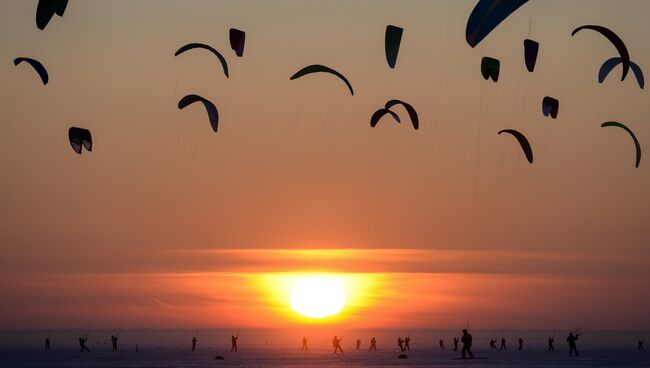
[
  {"left": 498, "top": 129, "right": 533, "bottom": 164},
  {"left": 571, "top": 25, "right": 630, "bottom": 81},
  {"left": 36, "top": 0, "right": 68, "bottom": 30},
  {"left": 481, "top": 57, "right": 500, "bottom": 82},
  {"left": 385, "top": 25, "right": 403, "bottom": 69},
  {"left": 598, "top": 57, "right": 644, "bottom": 89},
  {"left": 229, "top": 28, "right": 246, "bottom": 57},
  {"left": 601, "top": 121, "right": 641, "bottom": 168},
  {"left": 68, "top": 127, "right": 92, "bottom": 154},
  {"left": 175, "top": 43, "right": 230, "bottom": 78},
  {"left": 385, "top": 100, "right": 419, "bottom": 130},
  {"left": 542, "top": 97, "right": 559, "bottom": 119},
  {"left": 178, "top": 94, "right": 220, "bottom": 132},
  {"left": 290, "top": 64, "right": 354, "bottom": 95},
  {"left": 466, "top": 0, "right": 529, "bottom": 47},
  {"left": 370, "top": 108, "right": 401, "bottom": 127},
  {"left": 524, "top": 39, "right": 539, "bottom": 72},
  {"left": 13, "top": 57, "right": 49, "bottom": 85}
]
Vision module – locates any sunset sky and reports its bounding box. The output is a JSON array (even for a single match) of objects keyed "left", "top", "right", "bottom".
[{"left": 0, "top": 1, "right": 648, "bottom": 331}]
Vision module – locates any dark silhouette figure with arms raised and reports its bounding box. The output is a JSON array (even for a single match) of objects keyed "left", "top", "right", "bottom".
[
  {"left": 439, "top": 339, "right": 445, "bottom": 349},
  {"left": 79, "top": 337, "right": 90, "bottom": 352},
  {"left": 404, "top": 336, "right": 411, "bottom": 351},
  {"left": 397, "top": 337, "right": 404, "bottom": 351},
  {"left": 370, "top": 337, "right": 377, "bottom": 351},
  {"left": 548, "top": 337, "right": 554, "bottom": 351},
  {"left": 191, "top": 336, "right": 197, "bottom": 351},
  {"left": 356, "top": 338, "right": 361, "bottom": 350},
  {"left": 461, "top": 329, "right": 475, "bottom": 359},
  {"left": 489, "top": 339, "right": 497, "bottom": 350},
  {"left": 518, "top": 337, "right": 523, "bottom": 351},
  {"left": 333, "top": 336, "right": 343, "bottom": 354},
  {"left": 638, "top": 340, "right": 644, "bottom": 351},
  {"left": 567, "top": 331, "right": 580, "bottom": 357},
  {"left": 111, "top": 335, "right": 118, "bottom": 352},
  {"left": 45, "top": 337, "right": 51, "bottom": 351},
  {"left": 500, "top": 337, "right": 507, "bottom": 351},
  {"left": 231, "top": 335, "right": 238, "bottom": 352},
  {"left": 453, "top": 337, "right": 459, "bottom": 351}
]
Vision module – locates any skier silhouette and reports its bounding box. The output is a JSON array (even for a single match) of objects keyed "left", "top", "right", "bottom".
[
  {"left": 397, "top": 337, "right": 404, "bottom": 351},
  {"left": 369, "top": 337, "right": 377, "bottom": 351},
  {"left": 356, "top": 338, "right": 361, "bottom": 350},
  {"left": 79, "top": 337, "right": 90, "bottom": 352},
  {"left": 45, "top": 337, "right": 51, "bottom": 351},
  {"left": 191, "top": 336, "right": 197, "bottom": 351},
  {"left": 404, "top": 337, "right": 411, "bottom": 351},
  {"left": 439, "top": 339, "right": 445, "bottom": 349},
  {"left": 518, "top": 337, "right": 523, "bottom": 351},
  {"left": 111, "top": 335, "right": 118, "bottom": 352},
  {"left": 638, "top": 340, "right": 644, "bottom": 351},
  {"left": 500, "top": 337, "right": 507, "bottom": 351},
  {"left": 302, "top": 336, "right": 308, "bottom": 351},
  {"left": 567, "top": 331, "right": 580, "bottom": 357},
  {"left": 489, "top": 339, "right": 497, "bottom": 350},
  {"left": 548, "top": 337, "right": 555, "bottom": 351},
  {"left": 453, "top": 337, "right": 459, "bottom": 351},
  {"left": 231, "top": 335, "right": 238, "bottom": 352},
  {"left": 461, "top": 329, "right": 475, "bottom": 359},
  {"left": 332, "top": 336, "right": 343, "bottom": 354}
]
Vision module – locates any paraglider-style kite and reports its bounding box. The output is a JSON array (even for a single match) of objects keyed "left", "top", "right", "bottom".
[
  {"left": 175, "top": 43, "right": 230, "bottom": 78},
  {"left": 370, "top": 100, "right": 419, "bottom": 130},
  {"left": 385, "top": 25, "right": 403, "bottom": 69},
  {"left": 466, "top": 0, "right": 529, "bottom": 48},
  {"left": 524, "top": 39, "right": 539, "bottom": 72},
  {"left": 542, "top": 97, "right": 559, "bottom": 119},
  {"left": 229, "top": 28, "right": 246, "bottom": 57},
  {"left": 68, "top": 127, "right": 92, "bottom": 154},
  {"left": 178, "top": 94, "right": 220, "bottom": 132},
  {"left": 571, "top": 25, "right": 630, "bottom": 81},
  {"left": 13, "top": 57, "right": 49, "bottom": 85},
  {"left": 498, "top": 129, "right": 533, "bottom": 164},
  {"left": 600, "top": 121, "right": 641, "bottom": 168},
  {"left": 36, "top": 0, "right": 68, "bottom": 30},
  {"left": 481, "top": 57, "right": 500, "bottom": 82},
  {"left": 599, "top": 57, "right": 644, "bottom": 89},
  {"left": 290, "top": 64, "right": 354, "bottom": 95}
]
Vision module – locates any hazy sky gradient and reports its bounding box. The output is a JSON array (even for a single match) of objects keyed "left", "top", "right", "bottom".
[{"left": 0, "top": 1, "right": 648, "bottom": 330}]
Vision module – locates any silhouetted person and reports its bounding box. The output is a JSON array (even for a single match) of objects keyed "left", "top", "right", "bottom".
[
  {"left": 135, "top": 344, "right": 139, "bottom": 353},
  {"left": 439, "top": 339, "right": 445, "bottom": 349},
  {"left": 567, "top": 331, "right": 580, "bottom": 357},
  {"left": 79, "top": 337, "right": 90, "bottom": 352},
  {"left": 453, "top": 337, "right": 459, "bottom": 351},
  {"left": 461, "top": 329, "right": 475, "bottom": 359},
  {"left": 404, "top": 337, "right": 411, "bottom": 351},
  {"left": 397, "top": 337, "right": 404, "bottom": 351},
  {"left": 111, "top": 335, "right": 118, "bottom": 352},
  {"left": 231, "top": 335, "right": 238, "bottom": 352},
  {"left": 333, "top": 336, "right": 343, "bottom": 354},
  {"left": 489, "top": 339, "right": 497, "bottom": 350},
  {"left": 302, "top": 336, "right": 308, "bottom": 351},
  {"left": 548, "top": 337, "right": 554, "bottom": 351},
  {"left": 638, "top": 340, "right": 644, "bottom": 351},
  {"left": 500, "top": 337, "right": 507, "bottom": 351},
  {"left": 356, "top": 338, "right": 361, "bottom": 350},
  {"left": 191, "top": 336, "right": 197, "bottom": 351},
  {"left": 45, "top": 337, "right": 51, "bottom": 351},
  {"left": 369, "top": 337, "right": 377, "bottom": 351}
]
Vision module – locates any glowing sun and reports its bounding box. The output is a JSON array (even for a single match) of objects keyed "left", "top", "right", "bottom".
[{"left": 290, "top": 276, "right": 346, "bottom": 318}]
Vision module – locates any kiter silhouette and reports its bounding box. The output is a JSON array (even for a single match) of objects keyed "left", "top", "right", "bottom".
[{"left": 461, "top": 329, "right": 475, "bottom": 359}]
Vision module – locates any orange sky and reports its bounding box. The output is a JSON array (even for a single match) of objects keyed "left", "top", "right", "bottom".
[{"left": 0, "top": 1, "right": 649, "bottom": 330}]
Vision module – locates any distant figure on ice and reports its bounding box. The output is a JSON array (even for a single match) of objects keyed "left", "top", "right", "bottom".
[
  {"left": 500, "top": 337, "right": 507, "bottom": 351},
  {"left": 518, "top": 337, "right": 523, "bottom": 351},
  {"left": 567, "top": 331, "right": 581, "bottom": 357},
  {"left": 333, "top": 336, "right": 344, "bottom": 354},
  {"left": 453, "top": 337, "right": 459, "bottom": 351},
  {"left": 111, "top": 335, "right": 118, "bottom": 352},
  {"left": 302, "top": 336, "right": 308, "bottom": 351},
  {"left": 548, "top": 337, "right": 554, "bottom": 351},
  {"left": 135, "top": 344, "right": 139, "bottom": 353},
  {"left": 79, "top": 337, "right": 90, "bottom": 352},
  {"left": 356, "top": 338, "right": 361, "bottom": 350},
  {"left": 439, "top": 339, "right": 445, "bottom": 349},
  {"left": 397, "top": 337, "right": 404, "bottom": 351},
  {"left": 191, "top": 336, "right": 197, "bottom": 351},
  {"left": 369, "top": 337, "right": 377, "bottom": 351},
  {"left": 638, "top": 340, "right": 644, "bottom": 351},
  {"left": 461, "top": 329, "right": 475, "bottom": 359},
  {"left": 489, "top": 339, "right": 497, "bottom": 350},
  {"left": 404, "top": 337, "right": 411, "bottom": 351},
  {"left": 231, "top": 335, "right": 238, "bottom": 352},
  {"left": 45, "top": 337, "right": 51, "bottom": 351}
]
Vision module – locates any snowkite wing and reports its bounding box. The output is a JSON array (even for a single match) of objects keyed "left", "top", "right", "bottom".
[
  {"left": 498, "top": 129, "right": 533, "bottom": 163},
  {"left": 175, "top": 43, "right": 229, "bottom": 78},
  {"left": 13, "top": 57, "right": 49, "bottom": 85},
  {"left": 572, "top": 25, "right": 630, "bottom": 81},
  {"left": 290, "top": 64, "right": 354, "bottom": 95},
  {"left": 600, "top": 121, "right": 641, "bottom": 168},
  {"left": 178, "top": 94, "right": 220, "bottom": 132},
  {"left": 466, "top": 0, "right": 529, "bottom": 48}
]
